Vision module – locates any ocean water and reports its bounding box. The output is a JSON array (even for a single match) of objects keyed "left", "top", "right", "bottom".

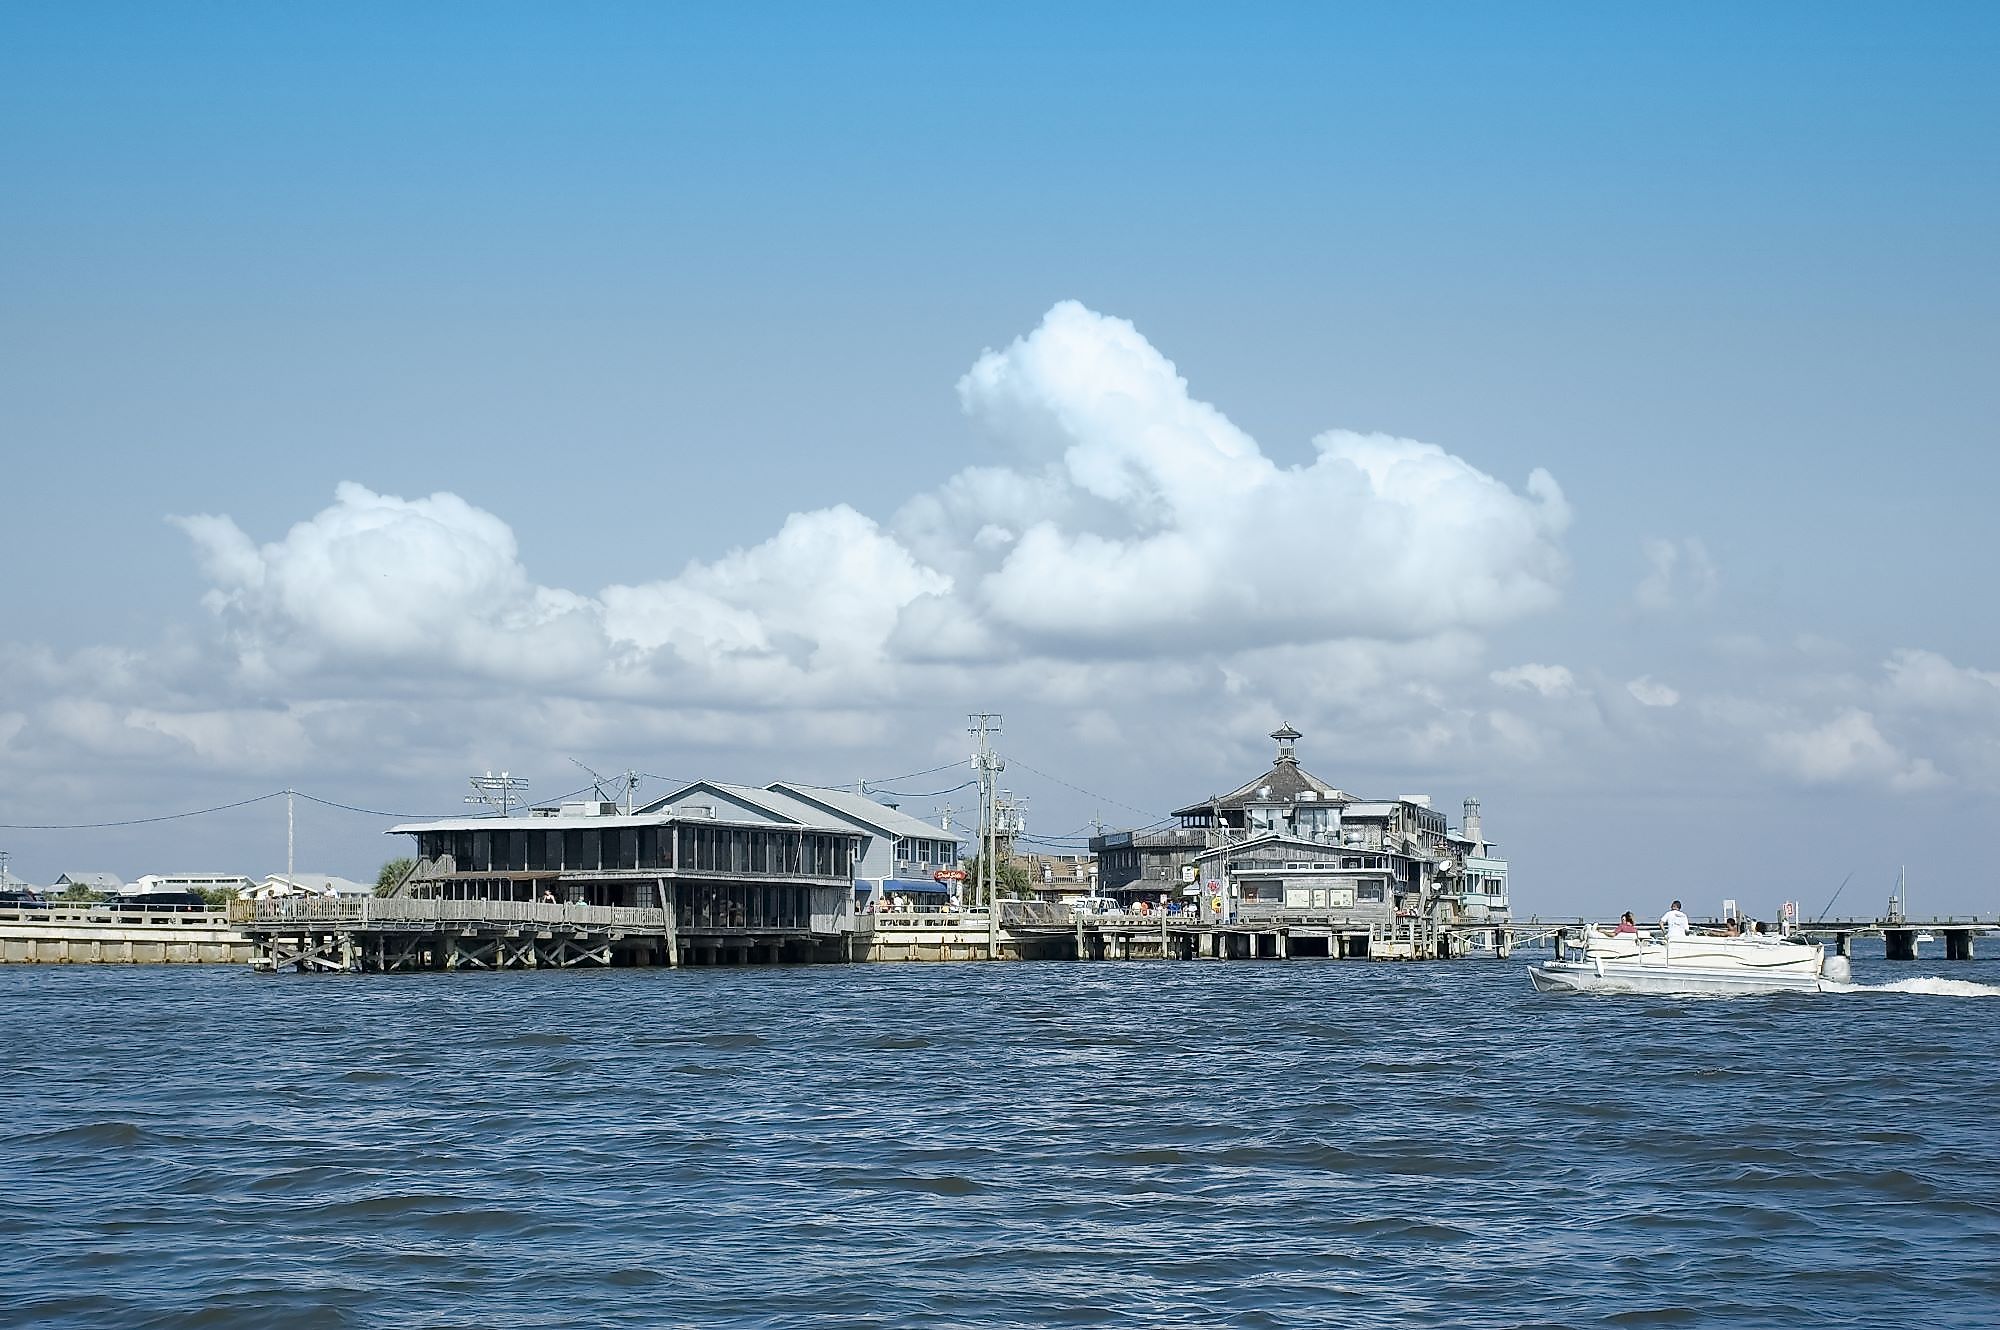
[{"left": 2, "top": 953, "right": 1998, "bottom": 1329}]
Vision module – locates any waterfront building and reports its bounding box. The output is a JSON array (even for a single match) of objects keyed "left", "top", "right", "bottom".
[
  {"left": 761, "top": 782, "right": 963, "bottom": 905},
  {"left": 387, "top": 789, "right": 865, "bottom": 938},
  {"left": 132, "top": 873, "right": 256, "bottom": 897},
  {"left": 1089, "top": 725, "right": 1510, "bottom": 952},
  {"left": 1011, "top": 853, "right": 1097, "bottom": 905}
]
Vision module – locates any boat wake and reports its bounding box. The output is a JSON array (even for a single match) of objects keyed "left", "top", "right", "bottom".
[{"left": 1821, "top": 976, "right": 2000, "bottom": 998}]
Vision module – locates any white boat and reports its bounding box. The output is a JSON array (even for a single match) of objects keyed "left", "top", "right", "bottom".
[{"left": 1528, "top": 926, "right": 1844, "bottom": 995}]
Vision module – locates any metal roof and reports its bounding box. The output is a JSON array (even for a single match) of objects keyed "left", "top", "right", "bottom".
[
  {"left": 388, "top": 813, "right": 671, "bottom": 834},
  {"left": 1170, "top": 762, "right": 1350, "bottom": 819},
  {"left": 766, "top": 782, "right": 959, "bottom": 843},
  {"left": 645, "top": 780, "right": 861, "bottom": 832},
  {"left": 1189, "top": 832, "right": 1374, "bottom": 864},
  {"left": 259, "top": 873, "right": 370, "bottom": 895},
  {"left": 55, "top": 872, "right": 124, "bottom": 889}
]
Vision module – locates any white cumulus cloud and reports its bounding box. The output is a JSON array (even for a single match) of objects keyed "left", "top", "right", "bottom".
[
  {"left": 170, "top": 303, "right": 1572, "bottom": 706},
  {"left": 934, "top": 302, "right": 1571, "bottom": 653},
  {"left": 1626, "top": 676, "right": 1681, "bottom": 708},
  {"left": 1491, "top": 663, "right": 1576, "bottom": 698},
  {"left": 1882, "top": 648, "right": 2000, "bottom": 711},
  {"left": 1764, "top": 708, "right": 1941, "bottom": 791}
]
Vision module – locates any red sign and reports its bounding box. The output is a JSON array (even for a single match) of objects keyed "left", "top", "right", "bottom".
[{"left": 933, "top": 868, "right": 969, "bottom": 883}]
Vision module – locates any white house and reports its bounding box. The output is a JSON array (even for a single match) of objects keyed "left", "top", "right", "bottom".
[
  {"left": 132, "top": 873, "right": 255, "bottom": 897},
  {"left": 249, "top": 873, "right": 371, "bottom": 900}
]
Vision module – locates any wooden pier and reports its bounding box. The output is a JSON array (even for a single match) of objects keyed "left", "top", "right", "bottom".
[
  {"left": 241, "top": 896, "right": 1526, "bottom": 972},
  {"left": 242, "top": 895, "right": 851, "bottom": 972},
  {"left": 862, "top": 902, "right": 1519, "bottom": 963}
]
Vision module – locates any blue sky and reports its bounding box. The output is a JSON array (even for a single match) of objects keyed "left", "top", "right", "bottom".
[{"left": 2, "top": 4, "right": 1996, "bottom": 917}]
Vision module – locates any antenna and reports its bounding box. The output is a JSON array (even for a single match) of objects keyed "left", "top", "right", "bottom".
[
  {"left": 466, "top": 771, "right": 529, "bottom": 817},
  {"left": 568, "top": 758, "right": 640, "bottom": 814}
]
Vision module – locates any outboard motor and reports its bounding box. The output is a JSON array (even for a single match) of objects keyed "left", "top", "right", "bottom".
[{"left": 1822, "top": 953, "right": 1852, "bottom": 985}]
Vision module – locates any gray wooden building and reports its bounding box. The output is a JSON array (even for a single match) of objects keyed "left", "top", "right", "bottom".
[{"left": 1089, "top": 725, "right": 1509, "bottom": 944}]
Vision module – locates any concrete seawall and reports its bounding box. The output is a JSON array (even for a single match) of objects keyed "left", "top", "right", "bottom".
[{"left": 0, "top": 908, "right": 253, "bottom": 965}]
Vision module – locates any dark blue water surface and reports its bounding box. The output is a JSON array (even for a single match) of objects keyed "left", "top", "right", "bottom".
[{"left": 3, "top": 953, "right": 1998, "bottom": 1329}]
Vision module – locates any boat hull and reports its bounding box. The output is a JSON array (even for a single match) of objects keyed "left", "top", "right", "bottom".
[
  {"left": 1528, "top": 960, "right": 1821, "bottom": 996},
  {"left": 1528, "top": 931, "right": 1827, "bottom": 996}
]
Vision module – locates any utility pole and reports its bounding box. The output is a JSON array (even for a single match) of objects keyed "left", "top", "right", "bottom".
[
  {"left": 967, "top": 714, "right": 1003, "bottom": 913},
  {"left": 994, "top": 791, "right": 1027, "bottom": 861},
  {"left": 286, "top": 787, "right": 294, "bottom": 889}
]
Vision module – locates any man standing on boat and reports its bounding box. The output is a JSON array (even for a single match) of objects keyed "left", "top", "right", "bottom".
[{"left": 1660, "top": 900, "right": 1691, "bottom": 938}]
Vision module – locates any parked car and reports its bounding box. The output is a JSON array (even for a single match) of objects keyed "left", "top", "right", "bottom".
[
  {"left": 104, "top": 891, "right": 212, "bottom": 912},
  {"left": 0, "top": 889, "right": 47, "bottom": 909}
]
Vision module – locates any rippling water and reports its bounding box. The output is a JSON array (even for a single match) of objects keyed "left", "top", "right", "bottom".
[{"left": 3, "top": 951, "right": 1998, "bottom": 1328}]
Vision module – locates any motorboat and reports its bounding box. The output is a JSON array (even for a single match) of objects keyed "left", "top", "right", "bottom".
[{"left": 1528, "top": 926, "right": 1846, "bottom": 995}]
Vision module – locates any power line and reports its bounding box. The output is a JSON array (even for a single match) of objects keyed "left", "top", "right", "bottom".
[
  {"left": 0, "top": 787, "right": 459, "bottom": 831},
  {"left": 291, "top": 791, "right": 446, "bottom": 820},
  {"left": 866, "top": 780, "right": 976, "bottom": 799},
  {"left": 1004, "top": 757, "right": 1164, "bottom": 821},
  {"left": 0, "top": 790, "right": 287, "bottom": 831},
  {"left": 848, "top": 759, "right": 964, "bottom": 788}
]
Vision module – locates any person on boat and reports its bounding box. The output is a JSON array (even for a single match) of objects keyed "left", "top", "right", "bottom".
[
  {"left": 1614, "top": 912, "right": 1638, "bottom": 935},
  {"left": 1742, "top": 918, "right": 1762, "bottom": 937},
  {"left": 1661, "top": 900, "right": 1691, "bottom": 938}
]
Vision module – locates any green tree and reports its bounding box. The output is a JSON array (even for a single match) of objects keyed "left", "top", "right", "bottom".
[
  {"left": 57, "top": 883, "right": 102, "bottom": 903},
  {"left": 197, "top": 886, "right": 239, "bottom": 909},
  {"left": 961, "top": 855, "right": 1035, "bottom": 900},
  {"left": 376, "top": 857, "right": 415, "bottom": 897}
]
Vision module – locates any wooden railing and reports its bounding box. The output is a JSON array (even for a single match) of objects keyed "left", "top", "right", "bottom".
[{"left": 248, "top": 897, "right": 671, "bottom": 930}]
